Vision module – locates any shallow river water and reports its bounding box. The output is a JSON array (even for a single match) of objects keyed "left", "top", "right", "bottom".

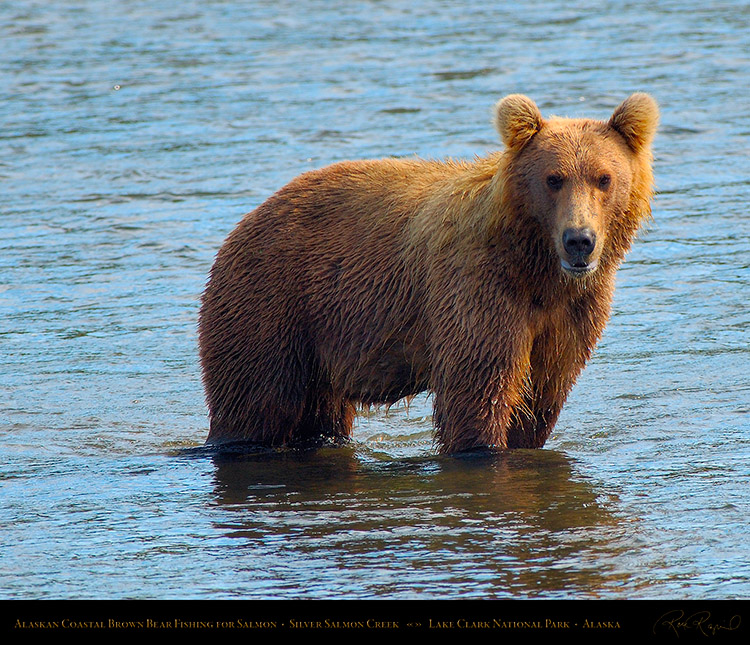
[{"left": 1, "top": 0, "right": 749, "bottom": 601}]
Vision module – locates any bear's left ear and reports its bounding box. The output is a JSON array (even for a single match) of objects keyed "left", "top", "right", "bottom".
[
  {"left": 608, "top": 93, "right": 659, "bottom": 153},
  {"left": 494, "top": 94, "right": 544, "bottom": 150}
]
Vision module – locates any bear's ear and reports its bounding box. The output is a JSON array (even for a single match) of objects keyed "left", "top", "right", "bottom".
[
  {"left": 608, "top": 93, "right": 659, "bottom": 153},
  {"left": 493, "top": 94, "right": 544, "bottom": 150}
]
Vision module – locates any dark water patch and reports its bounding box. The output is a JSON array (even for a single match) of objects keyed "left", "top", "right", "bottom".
[{"left": 433, "top": 67, "right": 498, "bottom": 81}]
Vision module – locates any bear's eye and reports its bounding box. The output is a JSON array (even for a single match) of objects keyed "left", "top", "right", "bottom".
[
  {"left": 598, "top": 174, "right": 611, "bottom": 190},
  {"left": 546, "top": 174, "right": 564, "bottom": 191}
]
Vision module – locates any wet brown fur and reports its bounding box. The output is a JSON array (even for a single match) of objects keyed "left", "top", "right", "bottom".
[{"left": 198, "top": 94, "right": 658, "bottom": 453}]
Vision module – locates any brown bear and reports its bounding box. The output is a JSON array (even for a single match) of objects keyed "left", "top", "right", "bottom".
[{"left": 198, "top": 93, "right": 658, "bottom": 453}]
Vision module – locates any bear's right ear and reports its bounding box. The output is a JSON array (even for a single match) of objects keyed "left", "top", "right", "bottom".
[{"left": 493, "top": 94, "right": 544, "bottom": 150}]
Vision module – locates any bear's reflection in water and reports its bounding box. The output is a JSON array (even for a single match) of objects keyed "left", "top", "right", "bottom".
[{"left": 187, "top": 443, "right": 631, "bottom": 596}]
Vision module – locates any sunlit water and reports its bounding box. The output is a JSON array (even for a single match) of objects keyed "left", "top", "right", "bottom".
[{"left": 1, "top": 0, "right": 749, "bottom": 600}]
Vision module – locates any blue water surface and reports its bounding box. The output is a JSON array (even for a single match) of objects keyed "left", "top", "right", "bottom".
[{"left": 1, "top": 0, "right": 749, "bottom": 600}]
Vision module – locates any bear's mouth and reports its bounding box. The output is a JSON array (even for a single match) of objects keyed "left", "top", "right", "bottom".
[{"left": 561, "top": 258, "right": 599, "bottom": 277}]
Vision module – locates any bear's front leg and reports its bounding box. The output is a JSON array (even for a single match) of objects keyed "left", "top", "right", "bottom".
[
  {"left": 430, "top": 325, "right": 534, "bottom": 454},
  {"left": 504, "top": 390, "right": 566, "bottom": 449},
  {"left": 504, "top": 319, "right": 598, "bottom": 448}
]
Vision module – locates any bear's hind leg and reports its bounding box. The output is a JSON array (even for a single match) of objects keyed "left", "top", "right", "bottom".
[
  {"left": 203, "top": 336, "right": 316, "bottom": 448},
  {"left": 293, "top": 389, "right": 356, "bottom": 447}
]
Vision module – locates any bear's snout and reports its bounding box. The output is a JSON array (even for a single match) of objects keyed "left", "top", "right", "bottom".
[{"left": 561, "top": 227, "right": 598, "bottom": 275}]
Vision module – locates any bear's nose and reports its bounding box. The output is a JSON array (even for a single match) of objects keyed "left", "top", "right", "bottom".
[{"left": 562, "top": 227, "right": 596, "bottom": 260}]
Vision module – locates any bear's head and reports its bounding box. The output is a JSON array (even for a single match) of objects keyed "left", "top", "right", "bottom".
[{"left": 494, "top": 93, "right": 658, "bottom": 278}]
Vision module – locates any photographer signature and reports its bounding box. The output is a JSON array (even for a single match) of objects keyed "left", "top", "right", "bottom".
[{"left": 654, "top": 610, "right": 741, "bottom": 638}]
